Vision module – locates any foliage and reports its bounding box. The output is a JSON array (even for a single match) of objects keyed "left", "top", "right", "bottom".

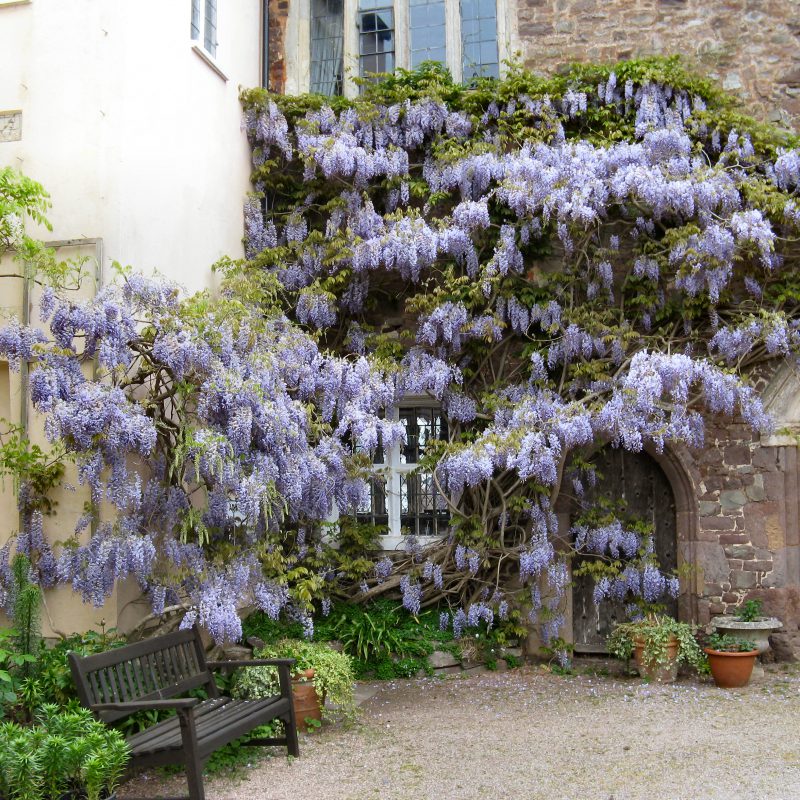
[
  {"left": 736, "top": 599, "right": 764, "bottom": 622},
  {"left": 0, "top": 629, "right": 36, "bottom": 710},
  {"left": 0, "top": 706, "right": 129, "bottom": 800},
  {"left": 9, "top": 556, "right": 41, "bottom": 678},
  {"left": 0, "top": 167, "right": 51, "bottom": 261},
  {"left": 0, "top": 623, "right": 126, "bottom": 724},
  {"left": 607, "top": 615, "right": 706, "bottom": 673},
  {"left": 250, "top": 639, "right": 356, "bottom": 719},
  {"left": 703, "top": 632, "right": 758, "bottom": 653},
  {"left": 2, "top": 58, "right": 800, "bottom": 656}
]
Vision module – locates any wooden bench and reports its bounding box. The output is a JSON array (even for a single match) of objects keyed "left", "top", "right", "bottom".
[{"left": 68, "top": 625, "right": 299, "bottom": 800}]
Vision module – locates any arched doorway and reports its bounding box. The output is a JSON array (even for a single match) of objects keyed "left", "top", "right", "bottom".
[{"left": 572, "top": 448, "right": 679, "bottom": 653}]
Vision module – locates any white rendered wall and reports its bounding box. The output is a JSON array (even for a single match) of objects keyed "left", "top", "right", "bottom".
[
  {"left": 0, "top": 0, "right": 262, "bottom": 292},
  {"left": 0, "top": 1, "right": 262, "bottom": 635}
]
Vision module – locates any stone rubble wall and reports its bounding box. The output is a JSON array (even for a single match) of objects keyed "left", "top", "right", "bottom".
[
  {"left": 516, "top": 0, "right": 799, "bottom": 128},
  {"left": 690, "top": 422, "right": 800, "bottom": 655}
]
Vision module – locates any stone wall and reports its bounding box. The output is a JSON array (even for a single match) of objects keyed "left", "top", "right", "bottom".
[
  {"left": 516, "top": 0, "right": 800, "bottom": 128},
  {"left": 690, "top": 423, "right": 800, "bottom": 654}
]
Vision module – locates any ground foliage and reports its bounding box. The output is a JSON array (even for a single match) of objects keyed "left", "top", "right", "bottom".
[{"left": 1, "top": 59, "right": 800, "bottom": 660}]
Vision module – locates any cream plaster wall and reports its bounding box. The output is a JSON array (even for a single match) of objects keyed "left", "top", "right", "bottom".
[
  {"left": 0, "top": 1, "right": 263, "bottom": 635},
  {"left": 0, "top": 0, "right": 262, "bottom": 292}
]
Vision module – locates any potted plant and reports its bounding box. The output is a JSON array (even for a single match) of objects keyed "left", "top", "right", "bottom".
[
  {"left": 232, "top": 639, "right": 355, "bottom": 730},
  {"left": 700, "top": 633, "right": 760, "bottom": 688},
  {"left": 0, "top": 705, "right": 129, "bottom": 800},
  {"left": 607, "top": 615, "right": 705, "bottom": 683},
  {"left": 712, "top": 599, "right": 782, "bottom": 654}
]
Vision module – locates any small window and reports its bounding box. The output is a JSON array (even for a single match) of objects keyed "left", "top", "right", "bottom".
[
  {"left": 191, "top": 0, "right": 218, "bottom": 58},
  {"left": 310, "top": 0, "right": 344, "bottom": 95},
  {"left": 409, "top": 0, "right": 446, "bottom": 68},
  {"left": 356, "top": 406, "right": 449, "bottom": 540},
  {"left": 358, "top": 0, "right": 395, "bottom": 83},
  {"left": 460, "top": 0, "right": 498, "bottom": 79}
]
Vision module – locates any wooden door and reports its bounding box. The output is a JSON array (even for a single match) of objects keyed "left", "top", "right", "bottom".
[{"left": 572, "top": 448, "right": 678, "bottom": 653}]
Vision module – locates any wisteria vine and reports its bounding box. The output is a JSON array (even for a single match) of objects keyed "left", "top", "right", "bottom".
[{"left": 2, "top": 58, "right": 800, "bottom": 653}]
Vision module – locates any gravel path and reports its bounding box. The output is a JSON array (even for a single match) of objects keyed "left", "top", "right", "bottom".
[{"left": 121, "top": 665, "right": 800, "bottom": 800}]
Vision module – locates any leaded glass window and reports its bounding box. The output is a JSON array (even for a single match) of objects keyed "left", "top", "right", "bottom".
[
  {"left": 355, "top": 406, "right": 449, "bottom": 541},
  {"left": 460, "top": 0, "right": 498, "bottom": 79},
  {"left": 191, "top": 0, "right": 218, "bottom": 59},
  {"left": 358, "top": 0, "right": 395, "bottom": 81},
  {"left": 311, "top": 0, "right": 345, "bottom": 96},
  {"left": 409, "top": 0, "right": 446, "bottom": 68}
]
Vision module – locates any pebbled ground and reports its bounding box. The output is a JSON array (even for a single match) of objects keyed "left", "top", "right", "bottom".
[{"left": 120, "top": 662, "right": 800, "bottom": 800}]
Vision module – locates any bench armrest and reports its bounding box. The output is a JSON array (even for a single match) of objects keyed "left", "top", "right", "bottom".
[
  {"left": 91, "top": 698, "right": 201, "bottom": 712},
  {"left": 207, "top": 658, "right": 296, "bottom": 669}
]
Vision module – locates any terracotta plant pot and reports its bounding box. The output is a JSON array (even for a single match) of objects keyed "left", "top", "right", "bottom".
[
  {"left": 634, "top": 635, "right": 679, "bottom": 683},
  {"left": 292, "top": 668, "right": 323, "bottom": 729},
  {"left": 704, "top": 648, "right": 759, "bottom": 688}
]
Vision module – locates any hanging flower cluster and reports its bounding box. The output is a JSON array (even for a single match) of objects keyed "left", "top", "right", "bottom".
[{"left": 2, "top": 58, "right": 799, "bottom": 649}]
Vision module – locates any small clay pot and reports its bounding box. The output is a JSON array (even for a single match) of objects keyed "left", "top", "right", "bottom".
[
  {"left": 634, "top": 635, "right": 679, "bottom": 683},
  {"left": 704, "top": 648, "right": 759, "bottom": 688},
  {"left": 292, "top": 668, "right": 322, "bottom": 729}
]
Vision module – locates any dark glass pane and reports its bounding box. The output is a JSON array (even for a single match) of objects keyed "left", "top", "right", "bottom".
[
  {"left": 400, "top": 407, "right": 448, "bottom": 464},
  {"left": 361, "top": 32, "right": 378, "bottom": 54},
  {"left": 356, "top": 476, "right": 388, "bottom": 528},
  {"left": 401, "top": 472, "right": 447, "bottom": 536}
]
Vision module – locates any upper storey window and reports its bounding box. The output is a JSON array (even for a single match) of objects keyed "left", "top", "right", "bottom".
[
  {"left": 409, "top": 0, "right": 446, "bottom": 68},
  {"left": 191, "top": 0, "right": 218, "bottom": 58},
  {"left": 358, "top": 0, "right": 396, "bottom": 82},
  {"left": 301, "top": 0, "right": 505, "bottom": 97},
  {"left": 310, "top": 0, "right": 345, "bottom": 96}
]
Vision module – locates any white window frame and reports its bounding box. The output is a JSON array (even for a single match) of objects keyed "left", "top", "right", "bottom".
[
  {"left": 329, "top": 403, "right": 450, "bottom": 550},
  {"left": 191, "top": 0, "right": 219, "bottom": 60},
  {"left": 287, "top": 0, "right": 517, "bottom": 97}
]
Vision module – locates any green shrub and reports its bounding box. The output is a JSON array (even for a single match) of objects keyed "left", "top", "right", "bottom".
[
  {"left": 242, "top": 639, "right": 356, "bottom": 720},
  {"left": 0, "top": 706, "right": 129, "bottom": 800}
]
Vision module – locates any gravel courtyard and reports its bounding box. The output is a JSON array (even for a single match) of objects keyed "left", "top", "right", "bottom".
[{"left": 121, "top": 664, "right": 800, "bottom": 800}]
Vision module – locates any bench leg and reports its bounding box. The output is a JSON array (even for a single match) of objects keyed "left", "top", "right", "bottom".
[
  {"left": 185, "top": 753, "right": 205, "bottom": 800},
  {"left": 284, "top": 710, "right": 300, "bottom": 758},
  {"left": 177, "top": 709, "right": 206, "bottom": 800}
]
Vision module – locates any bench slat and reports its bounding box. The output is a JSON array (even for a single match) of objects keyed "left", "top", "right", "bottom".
[{"left": 126, "top": 696, "right": 287, "bottom": 756}]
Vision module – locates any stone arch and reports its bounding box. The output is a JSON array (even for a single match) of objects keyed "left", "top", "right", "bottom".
[
  {"left": 564, "top": 442, "right": 701, "bottom": 651},
  {"left": 643, "top": 443, "right": 702, "bottom": 623}
]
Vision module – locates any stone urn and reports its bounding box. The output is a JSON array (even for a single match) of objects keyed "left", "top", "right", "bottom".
[{"left": 711, "top": 616, "right": 783, "bottom": 654}]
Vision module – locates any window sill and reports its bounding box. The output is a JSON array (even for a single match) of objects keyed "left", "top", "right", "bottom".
[{"left": 191, "top": 44, "right": 228, "bottom": 82}]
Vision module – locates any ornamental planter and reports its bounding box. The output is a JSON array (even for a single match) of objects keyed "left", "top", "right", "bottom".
[
  {"left": 292, "top": 668, "right": 323, "bottom": 730},
  {"left": 704, "top": 647, "right": 759, "bottom": 688},
  {"left": 711, "top": 616, "right": 782, "bottom": 654},
  {"left": 634, "top": 635, "right": 679, "bottom": 683}
]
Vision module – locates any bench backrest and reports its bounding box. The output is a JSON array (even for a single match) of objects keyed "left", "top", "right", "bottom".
[{"left": 68, "top": 626, "right": 216, "bottom": 723}]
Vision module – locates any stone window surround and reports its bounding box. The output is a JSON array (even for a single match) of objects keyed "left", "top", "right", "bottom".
[{"left": 283, "top": 0, "right": 519, "bottom": 97}]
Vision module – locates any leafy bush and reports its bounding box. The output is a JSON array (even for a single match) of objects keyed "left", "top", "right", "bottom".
[
  {"left": 607, "top": 615, "right": 706, "bottom": 673},
  {"left": 1, "top": 624, "right": 126, "bottom": 723},
  {"left": 251, "top": 639, "right": 356, "bottom": 720},
  {"left": 736, "top": 599, "right": 764, "bottom": 622},
  {"left": 0, "top": 706, "right": 129, "bottom": 800},
  {"left": 703, "top": 633, "right": 758, "bottom": 653}
]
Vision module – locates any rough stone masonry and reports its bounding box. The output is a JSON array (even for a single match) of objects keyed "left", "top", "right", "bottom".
[{"left": 516, "top": 0, "right": 800, "bottom": 129}]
